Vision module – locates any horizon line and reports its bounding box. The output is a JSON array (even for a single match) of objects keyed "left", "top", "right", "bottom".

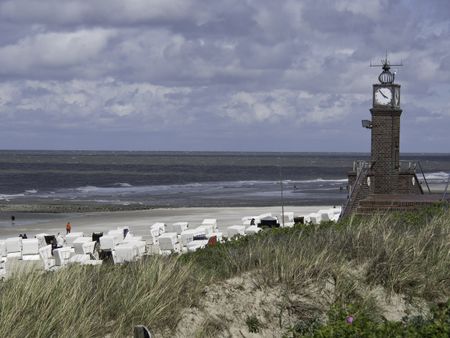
[{"left": 0, "top": 149, "right": 449, "bottom": 156}]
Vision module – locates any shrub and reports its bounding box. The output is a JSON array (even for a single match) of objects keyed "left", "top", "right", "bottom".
[
  {"left": 246, "top": 315, "right": 261, "bottom": 333},
  {"left": 298, "top": 300, "right": 450, "bottom": 337}
]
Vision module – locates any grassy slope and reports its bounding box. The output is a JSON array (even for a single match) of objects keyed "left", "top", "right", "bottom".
[{"left": 0, "top": 207, "right": 449, "bottom": 337}]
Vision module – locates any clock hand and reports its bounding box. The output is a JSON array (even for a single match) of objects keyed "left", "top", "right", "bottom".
[{"left": 380, "top": 91, "right": 388, "bottom": 99}]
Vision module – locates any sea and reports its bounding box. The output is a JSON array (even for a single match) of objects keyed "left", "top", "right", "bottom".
[{"left": 0, "top": 150, "right": 449, "bottom": 208}]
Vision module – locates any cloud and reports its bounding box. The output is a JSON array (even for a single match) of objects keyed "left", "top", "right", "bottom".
[
  {"left": 0, "top": 29, "right": 114, "bottom": 76},
  {"left": 0, "top": 79, "right": 193, "bottom": 130},
  {"left": 0, "top": 0, "right": 198, "bottom": 26},
  {"left": 222, "top": 89, "right": 364, "bottom": 126},
  {"left": 0, "top": 0, "right": 449, "bottom": 151}
]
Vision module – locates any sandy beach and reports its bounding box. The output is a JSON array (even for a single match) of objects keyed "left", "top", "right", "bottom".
[{"left": 0, "top": 205, "right": 332, "bottom": 240}]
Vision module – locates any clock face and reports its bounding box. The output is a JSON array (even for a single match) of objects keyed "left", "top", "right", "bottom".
[{"left": 375, "top": 87, "right": 392, "bottom": 105}]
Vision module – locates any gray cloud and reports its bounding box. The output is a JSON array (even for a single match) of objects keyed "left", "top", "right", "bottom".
[{"left": 0, "top": 0, "right": 449, "bottom": 151}]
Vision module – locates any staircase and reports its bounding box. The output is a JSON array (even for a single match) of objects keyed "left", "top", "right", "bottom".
[{"left": 340, "top": 161, "right": 370, "bottom": 219}]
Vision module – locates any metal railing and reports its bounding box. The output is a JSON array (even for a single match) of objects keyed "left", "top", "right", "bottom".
[
  {"left": 399, "top": 160, "right": 431, "bottom": 193},
  {"left": 416, "top": 161, "right": 431, "bottom": 193},
  {"left": 340, "top": 161, "right": 371, "bottom": 219},
  {"left": 442, "top": 176, "right": 450, "bottom": 201}
]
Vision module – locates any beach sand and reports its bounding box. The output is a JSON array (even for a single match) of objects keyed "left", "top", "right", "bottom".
[{"left": 0, "top": 205, "right": 333, "bottom": 240}]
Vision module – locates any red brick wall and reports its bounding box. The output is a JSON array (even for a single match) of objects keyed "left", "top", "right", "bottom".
[{"left": 370, "top": 108, "right": 402, "bottom": 194}]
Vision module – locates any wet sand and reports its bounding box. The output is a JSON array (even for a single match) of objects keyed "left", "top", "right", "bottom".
[{"left": 0, "top": 205, "right": 332, "bottom": 239}]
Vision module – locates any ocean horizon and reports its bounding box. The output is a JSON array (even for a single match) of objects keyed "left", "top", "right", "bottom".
[{"left": 0, "top": 150, "right": 449, "bottom": 208}]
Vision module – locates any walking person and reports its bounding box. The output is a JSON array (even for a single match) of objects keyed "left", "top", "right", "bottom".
[{"left": 66, "top": 222, "right": 72, "bottom": 234}]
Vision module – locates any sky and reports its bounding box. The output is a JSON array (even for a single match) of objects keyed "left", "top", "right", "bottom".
[{"left": 0, "top": 0, "right": 449, "bottom": 152}]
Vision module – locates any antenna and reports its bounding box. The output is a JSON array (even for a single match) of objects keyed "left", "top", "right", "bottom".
[
  {"left": 370, "top": 52, "right": 403, "bottom": 83},
  {"left": 370, "top": 51, "right": 403, "bottom": 69}
]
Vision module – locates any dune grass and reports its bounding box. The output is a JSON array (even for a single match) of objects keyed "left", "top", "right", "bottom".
[
  {"left": 0, "top": 258, "right": 208, "bottom": 337},
  {"left": 189, "top": 209, "right": 449, "bottom": 303},
  {"left": 0, "top": 207, "right": 449, "bottom": 337}
]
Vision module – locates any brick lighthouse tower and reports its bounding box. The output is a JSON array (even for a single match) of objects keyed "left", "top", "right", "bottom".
[
  {"left": 370, "top": 61, "right": 402, "bottom": 194},
  {"left": 341, "top": 58, "right": 427, "bottom": 218}
]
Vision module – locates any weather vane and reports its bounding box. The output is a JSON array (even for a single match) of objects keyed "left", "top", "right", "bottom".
[{"left": 370, "top": 51, "right": 403, "bottom": 84}]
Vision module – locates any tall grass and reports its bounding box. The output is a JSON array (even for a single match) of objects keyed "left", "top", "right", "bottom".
[
  {"left": 0, "top": 257, "right": 208, "bottom": 337},
  {"left": 189, "top": 209, "right": 450, "bottom": 305},
  {"left": 0, "top": 208, "right": 449, "bottom": 337}
]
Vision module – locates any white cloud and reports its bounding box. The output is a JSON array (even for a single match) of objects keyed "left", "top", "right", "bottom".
[
  {"left": 0, "top": 84, "right": 20, "bottom": 106},
  {"left": 0, "top": 0, "right": 199, "bottom": 25},
  {"left": 335, "top": 0, "right": 386, "bottom": 20},
  {"left": 0, "top": 29, "right": 114, "bottom": 73},
  {"left": 0, "top": 79, "right": 192, "bottom": 130},
  {"left": 0, "top": 0, "right": 449, "bottom": 150},
  {"left": 222, "top": 90, "right": 360, "bottom": 125}
]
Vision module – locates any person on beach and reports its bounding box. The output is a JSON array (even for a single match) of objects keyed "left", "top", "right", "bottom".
[
  {"left": 250, "top": 218, "right": 255, "bottom": 225},
  {"left": 66, "top": 222, "right": 72, "bottom": 234},
  {"left": 11, "top": 215, "right": 15, "bottom": 225}
]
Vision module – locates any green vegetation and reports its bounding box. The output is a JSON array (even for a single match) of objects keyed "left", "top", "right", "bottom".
[
  {"left": 246, "top": 315, "right": 262, "bottom": 333},
  {"left": 287, "top": 300, "right": 450, "bottom": 337},
  {"left": 0, "top": 207, "right": 449, "bottom": 337}
]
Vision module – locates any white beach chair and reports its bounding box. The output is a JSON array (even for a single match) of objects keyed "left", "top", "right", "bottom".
[
  {"left": 107, "top": 230, "right": 124, "bottom": 244},
  {"left": 0, "top": 240, "right": 6, "bottom": 257},
  {"left": 158, "top": 232, "right": 181, "bottom": 252},
  {"left": 65, "top": 232, "right": 84, "bottom": 246},
  {"left": 307, "top": 213, "right": 321, "bottom": 224},
  {"left": 124, "top": 240, "right": 146, "bottom": 257},
  {"left": 73, "top": 238, "right": 96, "bottom": 255},
  {"left": 152, "top": 223, "right": 166, "bottom": 235},
  {"left": 167, "top": 222, "right": 189, "bottom": 235},
  {"left": 317, "top": 210, "right": 330, "bottom": 222},
  {"left": 180, "top": 229, "right": 198, "bottom": 247},
  {"left": 280, "top": 212, "right": 295, "bottom": 227},
  {"left": 326, "top": 207, "right": 342, "bottom": 222},
  {"left": 114, "top": 244, "right": 139, "bottom": 263},
  {"left": 196, "top": 224, "right": 214, "bottom": 236},
  {"left": 147, "top": 234, "right": 159, "bottom": 246},
  {"left": 53, "top": 247, "right": 74, "bottom": 266},
  {"left": 56, "top": 234, "right": 65, "bottom": 247},
  {"left": 21, "top": 238, "right": 40, "bottom": 260},
  {"left": 34, "top": 233, "right": 49, "bottom": 248},
  {"left": 148, "top": 223, "right": 162, "bottom": 245},
  {"left": 201, "top": 219, "right": 217, "bottom": 231},
  {"left": 6, "top": 237, "right": 22, "bottom": 257},
  {"left": 226, "top": 225, "right": 246, "bottom": 239},
  {"left": 38, "top": 245, "right": 55, "bottom": 271},
  {"left": 186, "top": 240, "right": 209, "bottom": 252},
  {"left": 0, "top": 257, "right": 6, "bottom": 279},
  {"left": 150, "top": 224, "right": 161, "bottom": 235},
  {"left": 100, "top": 235, "right": 116, "bottom": 250}
]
